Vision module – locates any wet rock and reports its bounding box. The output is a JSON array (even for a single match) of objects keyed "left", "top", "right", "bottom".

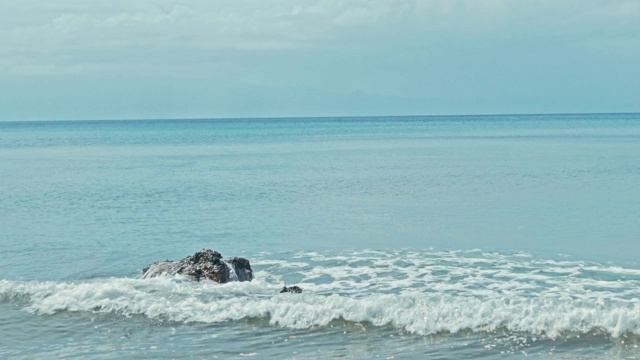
[
  {"left": 142, "top": 249, "right": 252, "bottom": 283},
  {"left": 280, "top": 286, "right": 303, "bottom": 293},
  {"left": 227, "top": 257, "right": 254, "bottom": 282},
  {"left": 174, "top": 249, "right": 229, "bottom": 282}
]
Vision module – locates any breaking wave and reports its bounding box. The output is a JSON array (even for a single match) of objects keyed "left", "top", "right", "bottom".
[{"left": 2, "top": 250, "right": 640, "bottom": 338}]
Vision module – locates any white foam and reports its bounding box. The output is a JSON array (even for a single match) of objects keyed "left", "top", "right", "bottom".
[
  {"left": 225, "top": 260, "right": 239, "bottom": 282},
  {"left": 3, "top": 250, "right": 640, "bottom": 338},
  {"left": 2, "top": 277, "right": 640, "bottom": 338}
]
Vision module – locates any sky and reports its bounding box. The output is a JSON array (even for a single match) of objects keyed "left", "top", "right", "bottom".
[{"left": 1, "top": 0, "right": 639, "bottom": 121}]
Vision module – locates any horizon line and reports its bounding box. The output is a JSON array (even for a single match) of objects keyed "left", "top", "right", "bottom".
[{"left": 1, "top": 111, "right": 639, "bottom": 124}]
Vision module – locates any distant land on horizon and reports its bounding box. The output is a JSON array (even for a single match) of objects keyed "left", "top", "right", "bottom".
[{"left": 2, "top": 111, "right": 639, "bottom": 124}]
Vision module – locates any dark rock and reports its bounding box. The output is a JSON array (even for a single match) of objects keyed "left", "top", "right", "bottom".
[
  {"left": 175, "top": 249, "right": 229, "bottom": 282},
  {"left": 142, "top": 249, "right": 252, "bottom": 283},
  {"left": 227, "top": 257, "right": 254, "bottom": 282},
  {"left": 280, "top": 286, "right": 303, "bottom": 293}
]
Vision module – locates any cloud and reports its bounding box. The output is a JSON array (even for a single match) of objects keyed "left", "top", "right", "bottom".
[
  {"left": 2, "top": 1, "right": 639, "bottom": 56},
  {"left": 1, "top": 0, "right": 639, "bottom": 119}
]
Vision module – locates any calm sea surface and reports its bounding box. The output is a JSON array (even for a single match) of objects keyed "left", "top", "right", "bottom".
[{"left": 1, "top": 114, "right": 639, "bottom": 358}]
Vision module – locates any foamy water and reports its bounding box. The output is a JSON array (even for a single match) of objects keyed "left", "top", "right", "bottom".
[{"left": 3, "top": 250, "right": 640, "bottom": 337}]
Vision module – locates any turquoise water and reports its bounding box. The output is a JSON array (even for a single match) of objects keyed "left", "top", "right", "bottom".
[{"left": 1, "top": 114, "right": 640, "bottom": 358}]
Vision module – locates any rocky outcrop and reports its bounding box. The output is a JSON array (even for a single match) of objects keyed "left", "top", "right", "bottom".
[
  {"left": 142, "top": 249, "right": 253, "bottom": 283},
  {"left": 280, "top": 285, "right": 303, "bottom": 293}
]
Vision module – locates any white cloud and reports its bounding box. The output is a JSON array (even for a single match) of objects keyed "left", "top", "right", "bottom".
[
  {"left": 3, "top": 1, "right": 639, "bottom": 52},
  {"left": 0, "top": 1, "right": 638, "bottom": 76},
  {"left": 1, "top": 1, "right": 639, "bottom": 119}
]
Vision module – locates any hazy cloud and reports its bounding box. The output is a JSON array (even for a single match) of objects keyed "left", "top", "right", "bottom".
[{"left": 1, "top": 0, "right": 639, "bottom": 119}]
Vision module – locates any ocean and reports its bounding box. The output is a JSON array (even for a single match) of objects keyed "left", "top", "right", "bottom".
[{"left": 1, "top": 113, "right": 639, "bottom": 359}]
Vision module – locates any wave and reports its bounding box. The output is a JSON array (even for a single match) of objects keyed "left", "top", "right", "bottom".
[{"left": 3, "top": 250, "right": 640, "bottom": 338}]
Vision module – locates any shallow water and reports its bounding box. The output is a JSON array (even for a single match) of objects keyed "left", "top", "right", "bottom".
[{"left": 1, "top": 114, "right": 639, "bottom": 358}]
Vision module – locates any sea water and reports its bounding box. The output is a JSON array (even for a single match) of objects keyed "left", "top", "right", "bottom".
[{"left": 1, "top": 114, "right": 639, "bottom": 359}]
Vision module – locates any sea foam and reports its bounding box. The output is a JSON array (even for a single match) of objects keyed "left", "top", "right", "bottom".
[{"left": 2, "top": 250, "right": 640, "bottom": 338}]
